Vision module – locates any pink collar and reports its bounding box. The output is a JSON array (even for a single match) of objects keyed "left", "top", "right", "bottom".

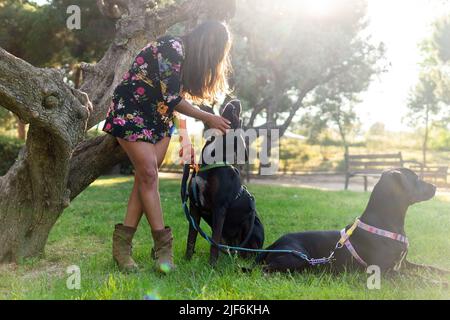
[
  {"left": 339, "top": 219, "right": 409, "bottom": 267},
  {"left": 340, "top": 229, "right": 367, "bottom": 267},
  {"left": 357, "top": 219, "right": 409, "bottom": 245}
]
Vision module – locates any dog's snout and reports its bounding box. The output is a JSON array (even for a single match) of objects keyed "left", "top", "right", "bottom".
[
  {"left": 423, "top": 180, "right": 436, "bottom": 192},
  {"left": 417, "top": 181, "right": 436, "bottom": 202},
  {"left": 428, "top": 184, "right": 437, "bottom": 197}
]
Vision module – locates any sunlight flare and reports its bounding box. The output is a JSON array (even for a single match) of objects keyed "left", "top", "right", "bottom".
[{"left": 304, "top": 0, "right": 336, "bottom": 16}]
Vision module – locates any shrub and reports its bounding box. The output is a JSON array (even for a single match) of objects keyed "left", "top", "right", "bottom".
[{"left": 430, "top": 128, "right": 450, "bottom": 151}]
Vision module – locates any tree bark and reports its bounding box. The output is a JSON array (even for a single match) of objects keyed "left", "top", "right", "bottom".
[{"left": 0, "top": 0, "right": 236, "bottom": 264}]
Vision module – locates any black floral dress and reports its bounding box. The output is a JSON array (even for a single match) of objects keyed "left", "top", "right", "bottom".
[{"left": 102, "top": 35, "right": 184, "bottom": 144}]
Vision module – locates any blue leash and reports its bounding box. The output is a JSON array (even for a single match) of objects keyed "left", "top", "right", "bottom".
[{"left": 181, "top": 198, "right": 336, "bottom": 266}]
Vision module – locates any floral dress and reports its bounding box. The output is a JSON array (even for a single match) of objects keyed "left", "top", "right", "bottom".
[{"left": 102, "top": 35, "right": 184, "bottom": 144}]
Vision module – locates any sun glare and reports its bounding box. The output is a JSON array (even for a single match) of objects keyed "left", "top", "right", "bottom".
[{"left": 304, "top": 0, "right": 335, "bottom": 16}]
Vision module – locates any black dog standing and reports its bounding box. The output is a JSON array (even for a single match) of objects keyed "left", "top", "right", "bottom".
[{"left": 181, "top": 100, "right": 265, "bottom": 265}]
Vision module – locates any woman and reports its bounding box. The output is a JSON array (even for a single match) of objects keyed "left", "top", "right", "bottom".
[{"left": 102, "top": 21, "right": 232, "bottom": 273}]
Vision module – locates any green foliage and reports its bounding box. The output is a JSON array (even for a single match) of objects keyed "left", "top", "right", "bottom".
[
  {"left": 434, "top": 16, "right": 450, "bottom": 63},
  {"left": 406, "top": 18, "right": 450, "bottom": 164},
  {"left": 0, "top": 0, "right": 115, "bottom": 67},
  {"left": 433, "top": 16, "right": 450, "bottom": 106},
  {"left": 416, "top": 15, "right": 450, "bottom": 110},
  {"left": 231, "top": 0, "right": 384, "bottom": 140},
  {"left": 429, "top": 127, "right": 450, "bottom": 151},
  {"left": 0, "top": 177, "right": 449, "bottom": 299},
  {"left": 273, "top": 131, "right": 447, "bottom": 174},
  {"left": 406, "top": 73, "right": 441, "bottom": 127},
  {"left": 0, "top": 0, "right": 116, "bottom": 135},
  {"left": 0, "top": 107, "right": 16, "bottom": 131},
  {"left": 0, "top": 0, "right": 40, "bottom": 61},
  {"left": 0, "top": 135, "right": 24, "bottom": 175},
  {"left": 367, "top": 122, "right": 386, "bottom": 136},
  {"left": 48, "top": 0, "right": 115, "bottom": 64}
]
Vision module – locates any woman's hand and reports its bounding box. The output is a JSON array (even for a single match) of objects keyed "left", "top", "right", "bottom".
[
  {"left": 174, "top": 99, "right": 231, "bottom": 134},
  {"left": 204, "top": 113, "right": 231, "bottom": 134},
  {"left": 179, "top": 142, "right": 195, "bottom": 164}
]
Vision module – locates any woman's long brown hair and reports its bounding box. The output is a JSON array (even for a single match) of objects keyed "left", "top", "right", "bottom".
[{"left": 181, "top": 21, "right": 232, "bottom": 104}]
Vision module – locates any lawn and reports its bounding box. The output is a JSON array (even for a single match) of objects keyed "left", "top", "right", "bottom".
[{"left": 1, "top": 175, "right": 449, "bottom": 300}]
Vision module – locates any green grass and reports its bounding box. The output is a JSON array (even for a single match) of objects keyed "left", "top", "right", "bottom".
[{"left": 1, "top": 176, "right": 449, "bottom": 300}]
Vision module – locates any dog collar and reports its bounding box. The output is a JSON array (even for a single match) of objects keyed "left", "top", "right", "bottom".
[
  {"left": 338, "top": 218, "right": 409, "bottom": 267},
  {"left": 340, "top": 229, "right": 368, "bottom": 267},
  {"left": 356, "top": 219, "right": 409, "bottom": 245},
  {"left": 198, "top": 162, "right": 232, "bottom": 172},
  {"left": 339, "top": 218, "right": 409, "bottom": 246}
]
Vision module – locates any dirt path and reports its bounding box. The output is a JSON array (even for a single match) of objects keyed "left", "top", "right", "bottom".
[{"left": 159, "top": 171, "right": 450, "bottom": 195}]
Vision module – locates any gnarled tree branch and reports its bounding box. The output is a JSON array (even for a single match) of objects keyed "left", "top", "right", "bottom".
[
  {"left": 0, "top": 0, "right": 236, "bottom": 263},
  {"left": 68, "top": 134, "right": 127, "bottom": 201}
]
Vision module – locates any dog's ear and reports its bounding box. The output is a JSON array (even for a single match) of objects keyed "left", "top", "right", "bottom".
[
  {"left": 390, "top": 169, "right": 403, "bottom": 180},
  {"left": 230, "top": 99, "right": 242, "bottom": 116},
  {"left": 220, "top": 98, "right": 241, "bottom": 115},
  {"left": 390, "top": 169, "right": 409, "bottom": 190},
  {"left": 220, "top": 99, "right": 242, "bottom": 129}
]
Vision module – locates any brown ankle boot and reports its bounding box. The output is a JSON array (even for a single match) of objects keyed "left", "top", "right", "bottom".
[
  {"left": 151, "top": 227, "right": 175, "bottom": 273},
  {"left": 113, "top": 224, "right": 139, "bottom": 273}
]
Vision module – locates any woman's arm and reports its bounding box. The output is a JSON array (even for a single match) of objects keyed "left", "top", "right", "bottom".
[
  {"left": 177, "top": 116, "right": 190, "bottom": 148},
  {"left": 174, "top": 99, "right": 230, "bottom": 134},
  {"left": 177, "top": 116, "right": 195, "bottom": 164}
]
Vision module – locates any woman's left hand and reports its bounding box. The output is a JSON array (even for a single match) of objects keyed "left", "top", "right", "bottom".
[{"left": 179, "top": 143, "right": 195, "bottom": 165}]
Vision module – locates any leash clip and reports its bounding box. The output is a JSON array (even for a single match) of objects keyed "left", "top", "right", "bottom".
[
  {"left": 190, "top": 163, "right": 199, "bottom": 173},
  {"left": 309, "top": 257, "right": 331, "bottom": 266}
]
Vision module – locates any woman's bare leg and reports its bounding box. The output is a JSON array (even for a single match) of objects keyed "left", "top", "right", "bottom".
[
  {"left": 122, "top": 137, "right": 171, "bottom": 228},
  {"left": 118, "top": 137, "right": 171, "bottom": 231},
  {"left": 123, "top": 174, "right": 143, "bottom": 228}
]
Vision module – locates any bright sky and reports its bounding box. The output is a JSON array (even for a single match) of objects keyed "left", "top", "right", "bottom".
[
  {"left": 31, "top": 0, "right": 449, "bottom": 132},
  {"left": 31, "top": 0, "right": 47, "bottom": 5},
  {"left": 361, "top": 0, "right": 449, "bottom": 131}
]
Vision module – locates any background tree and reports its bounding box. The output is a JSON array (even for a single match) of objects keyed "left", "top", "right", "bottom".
[
  {"left": 430, "top": 15, "right": 450, "bottom": 106},
  {"left": 0, "top": 0, "right": 116, "bottom": 139},
  {"left": 406, "top": 14, "right": 450, "bottom": 165},
  {"left": 406, "top": 73, "right": 442, "bottom": 166},
  {"left": 230, "top": 0, "right": 384, "bottom": 169},
  {"left": 0, "top": 0, "right": 41, "bottom": 139},
  {"left": 0, "top": 0, "right": 236, "bottom": 264},
  {"left": 300, "top": 62, "right": 379, "bottom": 155},
  {"left": 301, "top": 98, "right": 360, "bottom": 155}
]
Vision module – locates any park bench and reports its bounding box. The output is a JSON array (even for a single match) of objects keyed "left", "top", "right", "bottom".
[
  {"left": 410, "top": 164, "right": 448, "bottom": 185},
  {"left": 344, "top": 152, "right": 405, "bottom": 191}
]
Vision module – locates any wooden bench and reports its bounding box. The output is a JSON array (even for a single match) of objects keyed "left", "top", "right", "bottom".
[
  {"left": 410, "top": 164, "right": 448, "bottom": 184},
  {"left": 344, "top": 152, "right": 404, "bottom": 191}
]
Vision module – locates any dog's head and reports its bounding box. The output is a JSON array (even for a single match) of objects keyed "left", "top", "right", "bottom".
[
  {"left": 374, "top": 168, "right": 436, "bottom": 206},
  {"left": 201, "top": 99, "right": 248, "bottom": 165},
  {"left": 200, "top": 99, "right": 242, "bottom": 131}
]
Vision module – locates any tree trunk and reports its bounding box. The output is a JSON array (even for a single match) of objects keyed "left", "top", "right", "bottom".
[
  {"left": 0, "top": 0, "right": 236, "bottom": 264},
  {"left": 258, "top": 104, "right": 275, "bottom": 175},
  {"left": 423, "top": 105, "right": 430, "bottom": 166},
  {"left": 336, "top": 117, "right": 348, "bottom": 162}
]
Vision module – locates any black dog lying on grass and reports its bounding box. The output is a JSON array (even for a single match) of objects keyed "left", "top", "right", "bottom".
[
  {"left": 257, "top": 168, "right": 448, "bottom": 275},
  {"left": 181, "top": 99, "right": 264, "bottom": 265}
]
